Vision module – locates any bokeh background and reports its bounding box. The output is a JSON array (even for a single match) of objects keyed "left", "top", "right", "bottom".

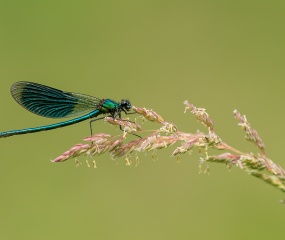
[{"left": 0, "top": 1, "right": 284, "bottom": 239}]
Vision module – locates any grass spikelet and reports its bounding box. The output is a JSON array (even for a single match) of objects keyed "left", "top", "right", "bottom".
[{"left": 51, "top": 102, "right": 284, "bottom": 197}]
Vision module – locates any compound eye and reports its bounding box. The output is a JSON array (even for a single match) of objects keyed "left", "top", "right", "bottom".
[{"left": 121, "top": 99, "right": 131, "bottom": 111}]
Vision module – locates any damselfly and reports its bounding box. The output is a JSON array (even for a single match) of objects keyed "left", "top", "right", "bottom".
[{"left": 0, "top": 82, "right": 132, "bottom": 138}]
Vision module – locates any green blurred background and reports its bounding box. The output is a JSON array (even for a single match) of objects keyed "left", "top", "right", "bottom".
[{"left": 0, "top": 1, "right": 284, "bottom": 239}]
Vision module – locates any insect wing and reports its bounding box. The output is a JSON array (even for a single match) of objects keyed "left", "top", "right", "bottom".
[{"left": 11, "top": 81, "right": 101, "bottom": 118}]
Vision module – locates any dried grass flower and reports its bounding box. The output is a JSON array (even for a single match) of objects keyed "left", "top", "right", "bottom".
[{"left": 52, "top": 101, "right": 285, "bottom": 196}]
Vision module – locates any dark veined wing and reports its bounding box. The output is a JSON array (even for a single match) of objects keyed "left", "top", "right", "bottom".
[{"left": 11, "top": 81, "right": 101, "bottom": 118}]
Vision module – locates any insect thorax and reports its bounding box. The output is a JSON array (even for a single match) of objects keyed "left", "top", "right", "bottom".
[{"left": 99, "top": 99, "right": 119, "bottom": 114}]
